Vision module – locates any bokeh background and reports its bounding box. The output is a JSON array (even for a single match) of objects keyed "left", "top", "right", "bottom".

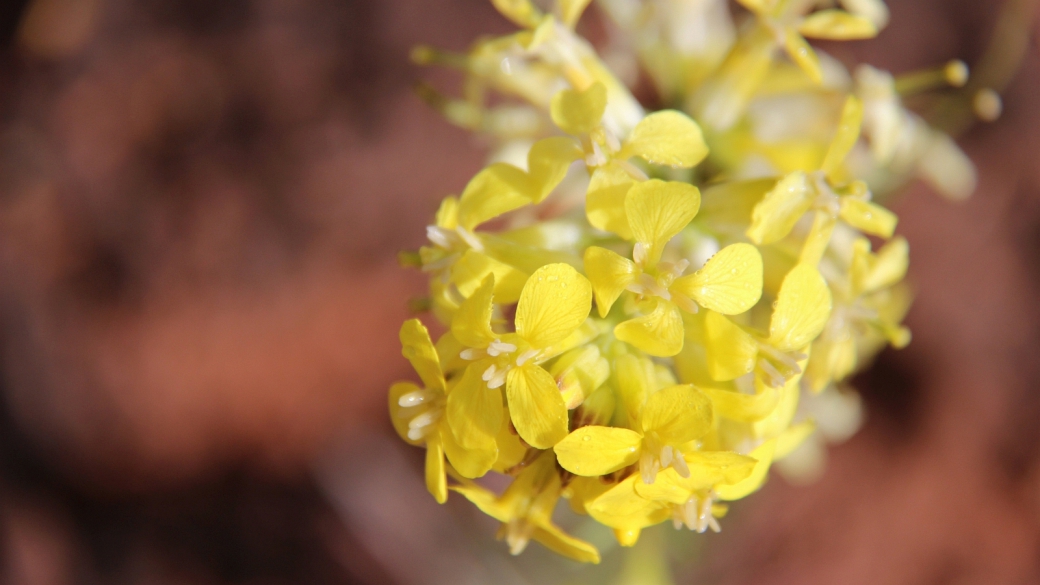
[{"left": 0, "top": 0, "right": 1037, "bottom": 583}]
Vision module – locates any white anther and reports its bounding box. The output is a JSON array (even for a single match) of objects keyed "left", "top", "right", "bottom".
[
  {"left": 487, "top": 340, "right": 518, "bottom": 357},
  {"left": 398, "top": 389, "right": 432, "bottom": 408},
  {"left": 515, "top": 349, "right": 539, "bottom": 367},
  {"left": 426, "top": 225, "right": 454, "bottom": 249},
  {"left": 408, "top": 408, "right": 442, "bottom": 431},
  {"left": 455, "top": 226, "right": 485, "bottom": 252},
  {"left": 482, "top": 364, "right": 498, "bottom": 382},
  {"left": 633, "top": 242, "right": 649, "bottom": 267},
  {"left": 460, "top": 349, "right": 483, "bottom": 360}
]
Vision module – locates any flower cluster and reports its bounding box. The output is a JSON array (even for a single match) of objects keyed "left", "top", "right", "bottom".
[{"left": 391, "top": 0, "right": 977, "bottom": 563}]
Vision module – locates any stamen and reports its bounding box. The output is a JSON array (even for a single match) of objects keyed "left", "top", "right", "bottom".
[
  {"left": 482, "top": 364, "right": 498, "bottom": 382},
  {"left": 515, "top": 349, "right": 539, "bottom": 367},
  {"left": 633, "top": 242, "right": 648, "bottom": 267},
  {"left": 758, "top": 358, "right": 786, "bottom": 388},
  {"left": 671, "top": 451, "right": 691, "bottom": 478},
  {"left": 408, "top": 408, "right": 442, "bottom": 430},
  {"left": 460, "top": 348, "right": 484, "bottom": 360},
  {"left": 455, "top": 226, "right": 484, "bottom": 252},
  {"left": 487, "top": 340, "right": 518, "bottom": 356},
  {"left": 426, "top": 225, "right": 454, "bottom": 249},
  {"left": 398, "top": 389, "right": 432, "bottom": 408},
  {"left": 672, "top": 293, "right": 700, "bottom": 315}
]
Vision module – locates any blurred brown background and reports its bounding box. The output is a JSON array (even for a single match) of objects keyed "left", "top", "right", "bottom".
[{"left": 0, "top": 0, "right": 1037, "bottom": 583}]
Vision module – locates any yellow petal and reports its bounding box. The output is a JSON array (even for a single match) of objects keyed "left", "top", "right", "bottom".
[
  {"left": 615, "top": 353, "right": 655, "bottom": 428},
  {"left": 442, "top": 419, "right": 498, "bottom": 479},
  {"left": 702, "top": 385, "right": 781, "bottom": 423},
  {"left": 619, "top": 110, "right": 709, "bottom": 168},
  {"left": 457, "top": 164, "right": 533, "bottom": 231},
  {"left": 839, "top": 198, "right": 897, "bottom": 238},
  {"left": 434, "top": 195, "right": 458, "bottom": 230},
  {"left": 506, "top": 364, "right": 570, "bottom": 449},
  {"left": 490, "top": 0, "right": 543, "bottom": 28},
  {"left": 703, "top": 310, "right": 758, "bottom": 381},
  {"left": 585, "top": 163, "right": 634, "bottom": 239},
  {"left": 446, "top": 363, "right": 504, "bottom": 450},
  {"left": 798, "top": 9, "right": 878, "bottom": 40},
  {"left": 549, "top": 345, "right": 610, "bottom": 410},
  {"left": 852, "top": 236, "right": 909, "bottom": 294},
  {"left": 584, "top": 246, "right": 637, "bottom": 317},
  {"left": 588, "top": 476, "right": 668, "bottom": 526},
  {"left": 557, "top": 0, "right": 592, "bottom": 28},
  {"left": 452, "top": 250, "right": 528, "bottom": 305},
  {"left": 672, "top": 243, "right": 763, "bottom": 315},
  {"left": 752, "top": 366, "right": 803, "bottom": 439},
  {"left": 533, "top": 525, "right": 601, "bottom": 564},
  {"left": 399, "top": 319, "right": 445, "bottom": 392},
  {"left": 550, "top": 82, "right": 607, "bottom": 135},
  {"left": 685, "top": 451, "right": 758, "bottom": 488},
  {"left": 614, "top": 300, "right": 685, "bottom": 357},
  {"left": 798, "top": 211, "right": 837, "bottom": 267},
  {"left": 527, "top": 136, "right": 584, "bottom": 203},
  {"left": 733, "top": 0, "right": 770, "bottom": 14},
  {"left": 625, "top": 179, "right": 701, "bottom": 263},
  {"left": 768, "top": 264, "right": 832, "bottom": 352},
  {"left": 388, "top": 381, "right": 424, "bottom": 446},
  {"left": 640, "top": 384, "right": 713, "bottom": 445},
  {"left": 450, "top": 483, "right": 511, "bottom": 522},
  {"left": 820, "top": 96, "right": 864, "bottom": 180},
  {"left": 715, "top": 439, "right": 776, "bottom": 501},
  {"left": 492, "top": 420, "right": 529, "bottom": 472},
  {"left": 515, "top": 263, "right": 593, "bottom": 349},
  {"left": 746, "top": 172, "right": 813, "bottom": 245},
  {"left": 632, "top": 469, "right": 691, "bottom": 504},
  {"left": 554, "top": 426, "right": 643, "bottom": 476},
  {"left": 782, "top": 28, "right": 822, "bottom": 84},
  {"left": 451, "top": 274, "right": 497, "bottom": 349},
  {"left": 424, "top": 435, "right": 448, "bottom": 503}
]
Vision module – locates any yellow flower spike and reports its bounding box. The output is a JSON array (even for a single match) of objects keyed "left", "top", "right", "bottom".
[
  {"left": 820, "top": 95, "right": 864, "bottom": 181},
  {"left": 746, "top": 171, "right": 813, "bottom": 245},
  {"left": 451, "top": 275, "right": 498, "bottom": 349},
  {"left": 515, "top": 263, "right": 593, "bottom": 349},
  {"left": 797, "top": 9, "right": 878, "bottom": 41},
  {"left": 715, "top": 439, "right": 777, "bottom": 501},
  {"left": 490, "top": 0, "right": 544, "bottom": 28},
  {"left": 584, "top": 246, "right": 637, "bottom": 317},
  {"left": 703, "top": 310, "right": 758, "bottom": 381},
  {"left": 551, "top": 82, "right": 608, "bottom": 136},
  {"left": 671, "top": 243, "right": 764, "bottom": 315},
  {"left": 557, "top": 0, "right": 592, "bottom": 29},
  {"left": 838, "top": 198, "right": 898, "bottom": 238},
  {"left": 768, "top": 264, "right": 833, "bottom": 353},
  {"left": 585, "top": 164, "right": 635, "bottom": 238},
  {"left": 617, "top": 110, "right": 710, "bottom": 168},
  {"left": 781, "top": 27, "right": 823, "bottom": 84},
  {"left": 549, "top": 345, "right": 610, "bottom": 409},
  {"left": 625, "top": 179, "right": 701, "bottom": 265},
  {"left": 615, "top": 299, "right": 686, "bottom": 357},
  {"left": 554, "top": 426, "right": 643, "bottom": 476}
]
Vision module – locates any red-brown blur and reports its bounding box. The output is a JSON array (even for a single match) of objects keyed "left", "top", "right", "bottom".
[{"left": 0, "top": 1, "right": 1037, "bottom": 584}]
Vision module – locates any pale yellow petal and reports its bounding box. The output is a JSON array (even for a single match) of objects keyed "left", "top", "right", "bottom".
[
  {"left": 451, "top": 275, "right": 497, "bottom": 349},
  {"left": 446, "top": 363, "right": 504, "bottom": 450},
  {"left": 550, "top": 82, "right": 607, "bottom": 135},
  {"left": 557, "top": 0, "right": 592, "bottom": 28},
  {"left": 715, "top": 439, "right": 776, "bottom": 501},
  {"left": 672, "top": 243, "right": 763, "bottom": 315},
  {"left": 399, "top": 319, "right": 445, "bottom": 392},
  {"left": 798, "top": 211, "right": 837, "bottom": 267},
  {"left": 640, "top": 384, "right": 713, "bottom": 445},
  {"left": 452, "top": 250, "right": 528, "bottom": 305},
  {"left": 490, "top": 0, "right": 543, "bottom": 28},
  {"left": 820, "top": 96, "right": 864, "bottom": 180},
  {"left": 625, "top": 179, "right": 700, "bottom": 263},
  {"left": 852, "top": 236, "right": 908, "bottom": 294},
  {"left": 619, "top": 110, "right": 709, "bottom": 168},
  {"left": 457, "top": 163, "right": 533, "bottom": 231},
  {"left": 549, "top": 345, "right": 610, "bottom": 410},
  {"left": 768, "top": 264, "right": 832, "bottom": 353},
  {"left": 527, "top": 136, "right": 584, "bottom": 202},
  {"left": 585, "top": 163, "right": 634, "bottom": 239},
  {"left": 533, "top": 525, "right": 601, "bottom": 564},
  {"left": 703, "top": 386, "right": 781, "bottom": 423},
  {"left": 774, "top": 420, "right": 817, "bottom": 459},
  {"left": 839, "top": 198, "right": 897, "bottom": 238},
  {"left": 782, "top": 28, "right": 822, "bottom": 84},
  {"left": 515, "top": 263, "right": 593, "bottom": 349},
  {"left": 450, "top": 483, "right": 511, "bottom": 522},
  {"left": 492, "top": 419, "right": 529, "bottom": 472},
  {"left": 615, "top": 353, "right": 655, "bottom": 428},
  {"left": 583, "top": 246, "right": 637, "bottom": 317},
  {"left": 614, "top": 300, "right": 685, "bottom": 357},
  {"left": 442, "top": 420, "right": 498, "bottom": 479},
  {"left": 798, "top": 9, "right": 878, "bottom": 40},
  {"left": 554, "top": 426, "right": 643, "bottom": 476},
  {"left": 703, "top": 310, "right": 758, "bottom": 381},
  {"left": 506, "top": 364, "right": 570, "bottom": 449},
  {"left": 746, "top": 172, "right": 813, "bottom": 245},
  {"left": 752, "top": 363, "right": 803, "bottom": 439},
  {"left": 434, "top": 195, "right": 458, "bottom": 230},
  {"left": 425, "top": 433, "right": 448, "bottom": 503}
]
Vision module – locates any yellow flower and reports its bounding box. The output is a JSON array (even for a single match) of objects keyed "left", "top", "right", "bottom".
[
  {"left": 451, "top": 450, "right": 601, "bottom": 563},
  {"left": 389, "top": 320, "right": 498, "bottom": 500},
  {"left": 554, "top": 384, "right": 713, "bottom": 483},
  {"left": 746, "top": 95, "right": 898, "bottom": 266},
  {"left": 447, "top": 263, "right": 593, "bottom": 449},
  {"left": 584, "top": 179, "right": 763, "bottom": 356}
]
